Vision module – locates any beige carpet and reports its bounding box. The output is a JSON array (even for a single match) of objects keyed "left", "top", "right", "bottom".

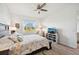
[
  {"left": 34, "top": 43, "right": 79, "bottom": 55},
  {"left": 31, "top": 33, "right": 79, "bottom": 55}
]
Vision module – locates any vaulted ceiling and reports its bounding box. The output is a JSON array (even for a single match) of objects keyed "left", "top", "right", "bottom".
[{"left": 3, "top": 3, "right": 79, "bottom": 19}]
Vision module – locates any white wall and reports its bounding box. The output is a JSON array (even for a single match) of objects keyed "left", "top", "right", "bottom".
[
  {"left": 0, "top": 4, "right": 11, "bottom": 25},
  {"left": 77, "top": 22, "right": 79, "bottom": 32},
  {"left": 77, "top": 14, "right": 79, "bottom": 42},
  {"left": 42, "top": 4, "right": 78, "bottom": 48},
  {"left": 77, "top": 16, "right": 79, "bottom": 32},
  {"left": 8, "top": 3, "right": 78, "bottom": 48},
  {"left": 0, "top": 3, "right": 78, "bottom": 48},
  {"left": 10, "top": 14, "right": 41, "bottom": 34}
]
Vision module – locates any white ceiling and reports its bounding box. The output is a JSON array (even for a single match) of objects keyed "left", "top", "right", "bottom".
[
  {"left": 6, "top": 3, "right": 49, "bottom": 18},
  {"left": 4, "top": 3, "right": 79, "bottom": 19}
]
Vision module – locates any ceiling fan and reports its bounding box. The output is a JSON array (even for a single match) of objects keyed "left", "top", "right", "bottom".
[{"left": 34, "top": 3, "right": 48, "bottom": 14}]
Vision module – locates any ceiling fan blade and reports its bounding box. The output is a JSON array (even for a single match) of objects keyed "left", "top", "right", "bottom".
[
  {"left": 37, "top": 4, "right": 40, "bottom": 9},
  {"left": 34, "top": 9, "right": 38, "bottom": 11},
  {"left": 40, "top": 3, "right": 46, "bottom": 9},
  {"left": 41, "top": 9, "right": 48, "bottom": 11}
]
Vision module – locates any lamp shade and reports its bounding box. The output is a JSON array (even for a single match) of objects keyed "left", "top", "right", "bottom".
[{"left": 9, "top": 26, "right": 17, "bottom": 31}]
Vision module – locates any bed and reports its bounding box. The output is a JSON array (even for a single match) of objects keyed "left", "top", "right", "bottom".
[
  {"left": 6, "top": 34, "right": 49, "bottom": 55},
  {"left": 0, "top": 23, "right": 49, "bottom": 55}
]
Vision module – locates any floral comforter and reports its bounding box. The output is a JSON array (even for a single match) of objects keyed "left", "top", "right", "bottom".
[{"left": 9, "top": 34, "right": 49, "bottom": 55}]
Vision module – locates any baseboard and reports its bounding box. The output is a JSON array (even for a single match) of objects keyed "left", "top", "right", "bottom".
[{"left": 58, "top": 43, "right": 76, "bottom": 49}]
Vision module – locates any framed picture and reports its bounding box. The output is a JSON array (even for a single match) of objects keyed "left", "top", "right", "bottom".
[{"left": 23, "top": 19, "right": 37, "bottom": 33}]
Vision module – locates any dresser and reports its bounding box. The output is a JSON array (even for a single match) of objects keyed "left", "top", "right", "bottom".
[{"left": 46, "top": 32, "right": 58, "bottom": 49}]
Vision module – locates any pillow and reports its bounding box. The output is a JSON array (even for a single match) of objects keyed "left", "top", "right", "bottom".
[
  {"left": 15, "top": 32, "right": 23, "bottom": 36},
  {"left": 22, "top": 32, "right": 37, "bottom": 35},
  {"left": 9, "top": 32, "right": 23, "bottom": 43},
  {"left": 16, "top": 33, "right": 23, "bottom": 42},
  {"left": 8, "top": 35, "right": 18, "bottom": 43},
  {"left": 17, "top": 35, "right": 23, "bottom": 42}
]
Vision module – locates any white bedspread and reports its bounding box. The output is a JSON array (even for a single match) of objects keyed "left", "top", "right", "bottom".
[
  {"left": 0, "top": 36, "right": 14, "bottom": 51},
  {"left": 10, "top": 34, "right": 49, "bottom": 55},
  {"left": 22, "top": 34, "right": 47, "bottom": 44}
]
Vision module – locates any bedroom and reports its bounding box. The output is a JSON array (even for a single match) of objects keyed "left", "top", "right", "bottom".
[{"left": 0, "top": 3, "right": 79, "bottom": 55}]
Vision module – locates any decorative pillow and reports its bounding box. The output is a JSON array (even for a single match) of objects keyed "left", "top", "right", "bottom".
[
  {"left": 8, "top": 37, "right": 18, "bottom": 43},
  {"left": 17, "top": 35, "right": 23, "bottom": 42},
  {"left": 8, "top": 35, "right": 18, "bottom": 43},
  {"left": 9, "top": 32, "right": 24, "bottom": 43}
]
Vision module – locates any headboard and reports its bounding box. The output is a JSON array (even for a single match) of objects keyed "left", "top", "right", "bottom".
[{"left": 0, "top": 23, "right": 9, "bottom": 38}]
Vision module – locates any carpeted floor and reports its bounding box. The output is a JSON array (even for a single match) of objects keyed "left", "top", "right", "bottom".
[
  {"left": 30, "top": 33, "right": 79, "bottom": 55},
  {"left": 30, "top": 43, "right": 79, "bottom": 55}
]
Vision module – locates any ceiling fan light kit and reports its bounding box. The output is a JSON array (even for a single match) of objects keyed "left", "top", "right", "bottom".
[{"left": 34, "top": 3, "right": 48, "bottom": 14}]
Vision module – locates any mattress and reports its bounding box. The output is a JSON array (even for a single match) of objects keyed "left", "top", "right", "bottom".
[
  {"left": 22, "top": 34, "right": 47, "bottom": 44},
  {"left": 10, "top": 34, "right": 49, "bottom": 55}
]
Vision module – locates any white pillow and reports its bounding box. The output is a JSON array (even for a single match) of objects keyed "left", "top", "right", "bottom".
[{"left": 14, "top": 32, "right": 23, "bottom": 42}]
